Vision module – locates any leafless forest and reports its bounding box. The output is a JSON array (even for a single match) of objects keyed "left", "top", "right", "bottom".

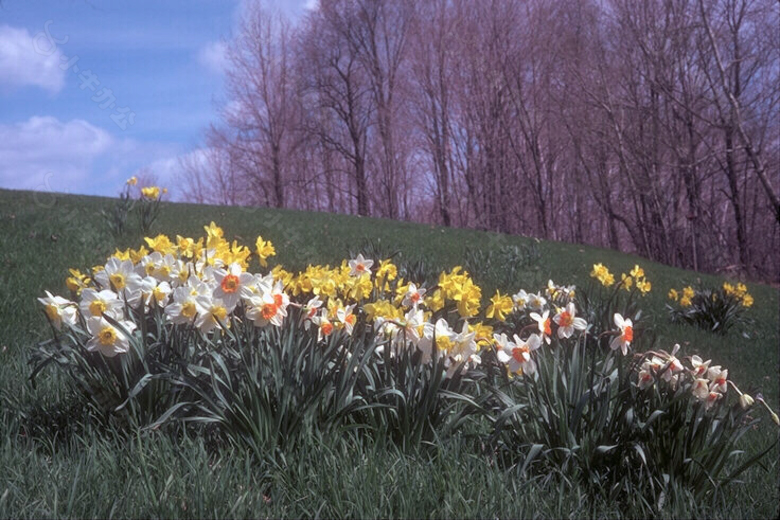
[{"left": 180, "top": 0, "right": 780, "bottom": 282}]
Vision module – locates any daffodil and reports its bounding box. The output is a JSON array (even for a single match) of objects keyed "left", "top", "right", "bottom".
[
  {"left": 692, "top": 378, "right": 710, "bottom": 400},
  {"left": 496, "top": 333, "right": 541, "bottom": 376},
  {"left": 301, "top": 295, "right": 324, "bottom": 327},
  {"left": 348, "top": 254, "right": 374, "bottom": 277},
  {"left": 141, "top": 186, "right": 161, "bottom": 200},
  {"left": 255, "top": 236, "right": 276, "bottom": 267},
  {"left": 246, "top": 284, "right": 289, "bottom": 327},
  {"left": 336, "top": 304, "right": 357, "bottom": 335},
  {"left": 79, "top": 289, "right": 123, "bottom": 320},
  {"left": 38, "top": 291, "right": 78, "bottom": 330},
  {"left": 552, "top": 302, "right": 587, "bottom": 339},
  {"left": 529, "top": 310, "right": 552, "bottom": 344},
  {"left": 401, "top": 282, "right": 426, "bottom": 308},
  {"left": 590, "top": 263, "right": 615, "bottom": 287},
  {"left": 707, "top": 366, "right": 728, "bottom": 394},
  {"left": 418, "top": 318, "right": 456, "bottom": 362},
  {"left": 213, "top": 262, "right": 255, "bottom": 309},
  {"left": 512, "top": 289, "right": 529, "bottom": 311},
  {"left": 144, "top": 234, "right": 175, "bottom": 254},
  {"left": 194, "top": 295, "right": 231, "bottom": 333},
  {"left": 689, "top": 355, "right": 711, "bottom": 378},
  {"left": 636, "top": 278, "right": 651, "bottom": 294},
  {"left": 86, "top": 316, "right": 136, "bottom": 357},
  {"left": 95, "top": 257, "right": 142, "bottom": 302},
  {"left": 65, "top": 268, "right": 91, "bottom": 295},
  {"left": 637, "top": 362, "right": 655, "bottom": 390},
  {"left": 526, "top": 292, "right": 547, "bottom": 312},
  {"left": 165, "top": 279, "right": 210, "bottom": 325},
  {"left": 610, "top": 313, "right": 634, "bottom": 355},
  {"left": 486, "top": 290, "right": 514, "bottom": 321},
  {"left": 446, "top": 321, "right": 480, "bottom": 376}
]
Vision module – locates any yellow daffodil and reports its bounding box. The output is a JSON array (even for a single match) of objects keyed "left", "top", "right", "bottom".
[
  {"left": 141, "top": 186, "right": 161, "bottom": 200},
  {"left": 621, "top": 273, "right": 633, "bottom": 292},
  {"left": 255, "top": 236, "right": 276, "bottom": 267},
  {"left": 486, "top": 290, "right": 514, "bottom": 321},
  {"left": 144, "top": 234, "right": 175, "bottom": 254},
  {"left": 636, "top": 278, "right": 651, "bottom": 295}
]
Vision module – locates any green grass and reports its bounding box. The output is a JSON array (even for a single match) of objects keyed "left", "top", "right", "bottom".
[{"left": 1, "top": 187, "right": 778, "bottom": 518}]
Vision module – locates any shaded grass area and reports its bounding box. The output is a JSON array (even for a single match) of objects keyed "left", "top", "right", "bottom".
[{"left": 0, "top": 188, "right": 778, "bottom": 518}]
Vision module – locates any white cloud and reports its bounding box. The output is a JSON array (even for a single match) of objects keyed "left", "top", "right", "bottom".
[
  {"left": 303, "top": 0, "right": 320, "bottom": 11},
  {"left": 133, "top": 147, "right": 219, "bottom": 201},
  {"left": 0, "top": 25, "right": 67, "bottom": 94},
  {"left": 0, "top": 116, "right": 114, "bottom": 192},
  {"left": 198, "top": 40, "right": 229, "bottom": 75}
]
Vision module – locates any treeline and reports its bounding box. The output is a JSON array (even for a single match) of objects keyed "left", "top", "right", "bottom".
[{"left": 180, "top": 0, "right": 780, "bottom": 281}]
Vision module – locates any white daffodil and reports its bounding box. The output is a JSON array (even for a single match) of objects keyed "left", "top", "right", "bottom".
[
  {"left": 246, "top": 284, "right": 289, "bottom": 328},
  {"left": 529, "top": 310, "right": 552, "bottom": 344},
  {"left": 689, "top": 355, "right": 711, "bottom": 378},
  {"left": 139, "top": 251, "right": 163, "bottom": 278},
  {"left": 610, "top": 313, "right": 634, "bottom": 355},
  {"left": 637, "top": 362, "right": 655, "bottom": 390},
  {"left": 552, "top": 302, "right": 587, "bottom": 339},
  {"left": 38, "top": 291, "right": 78, "bottom": 330},
  {"left": 527, "top": 292, "right": 547, "bottom": 312},
  {"left": 165, "top": 280, "right": 209, "bottom": 325},
  {"left": 402, "top": 282, "right": 426, "bottom": 308},
  {"left": 704, "top": 391, "right": 723, "bottom": 410},
  {"left": 692, "top": 378, "right": 710, "bottom": 400},
  {"left": 497, "top": 333, "right": 541, "bottom": 376},
  {"left": 301, "top": 295, "right": 324, "bottom": 330},
  {"left": 311, "top": 311, "right": 335, "bottom": 341},
  {"left": 448, "top": 321, "right": 478, "bottom": 366},
  {"left": 194, "top": 295, "right": 230, "bottom": 334},
  {"left": 212, "top": 262, "right": 255, "bottom": 309},
  {"left": 78, "top": 288, "right": 123, "bottom": 320},
  {"left": 383, "top": 307, "right": 424, "bottom": 351},
  {"left": 336, "top": 304, "right": 357, "bottom": 335},
  {"left": 96, "top": 257, "right": 142, "bottom": 303},
  {"left": 512, "top": 289, "right": 529, "bottom": 312},
  {"left": 348, "top": 254, "right": 374, "bottom": 277},
  {"left": 418, "top": 318, "right": 456, "bottom": 363},
  {"left": 86, "top": 316, "right": 136, "bottom": 357},
  {"left": 708, "top": 366, "right": 728, "bottom": 394}
]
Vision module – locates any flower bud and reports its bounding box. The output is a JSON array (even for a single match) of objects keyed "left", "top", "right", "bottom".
[{"left": 739, "top": 393, "right": 754, "bottom": 409}]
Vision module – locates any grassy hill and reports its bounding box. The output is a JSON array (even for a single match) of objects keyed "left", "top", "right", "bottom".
[{"left": 0, "top": 187, "right": 777, "bottom": 518}]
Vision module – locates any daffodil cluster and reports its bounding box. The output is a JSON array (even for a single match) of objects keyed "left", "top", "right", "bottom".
[
  {"left": 38, "top": 226, "right": 780, "bottom": 442},
  {"left": 634, "top": 344, "right": 776, "bottom": 422},
  {"left": 590, "top": 263, "right": 651, "bottom": 295},
  {"left": 40, "top": 222, "right": 608, "bottom": 382}
]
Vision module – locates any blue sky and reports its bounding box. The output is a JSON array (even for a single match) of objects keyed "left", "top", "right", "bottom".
[{"left": 0, "top": 0, "right": 312, "bottom": 199}]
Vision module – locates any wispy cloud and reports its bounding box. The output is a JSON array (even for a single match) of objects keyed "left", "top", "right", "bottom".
[
  {"left": 0, "top": 25, "right": 66, "bottom": 94},
  {"left": 198, "top": 40, "right": 228, "bottom": 75}
]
